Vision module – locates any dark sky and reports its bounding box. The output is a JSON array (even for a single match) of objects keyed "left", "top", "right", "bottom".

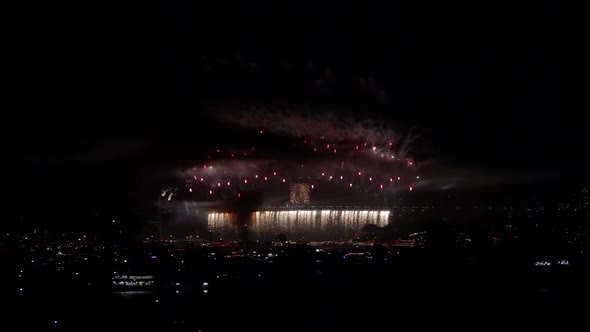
[{"left": 6, "top": 1, "right": 580, "bottom": 224}]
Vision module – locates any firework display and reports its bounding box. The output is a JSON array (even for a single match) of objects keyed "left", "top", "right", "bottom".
[
  {"left": 163, "top": 111, "right": 423, "bottom": 239},
  {"left": 178, "top": 112, "right": 420, "bottom": 202},
  {"left": 208, "top": 210, "right": 390, "bottom": 240}
]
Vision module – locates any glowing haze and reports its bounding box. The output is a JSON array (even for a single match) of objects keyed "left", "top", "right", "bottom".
[
  {"left": 217, "top": 109, "right": 414, "bottom": 158},
  {"left": 172, "top": 109, "right": 421, "bottom": 205},
  {"left": 160, "top": 109, "right": 541, "bottom": 207}
]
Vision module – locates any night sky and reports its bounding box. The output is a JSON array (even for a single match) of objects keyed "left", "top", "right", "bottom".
[{"left": 6, "top": 1, "right": 578, "bottom": 227}]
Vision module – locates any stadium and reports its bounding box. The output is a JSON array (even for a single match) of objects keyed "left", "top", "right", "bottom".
[{"left": 157, "top": 112, "right": 422, "bottom": 241}]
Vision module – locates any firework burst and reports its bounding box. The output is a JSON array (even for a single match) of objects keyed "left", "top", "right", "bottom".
[{"left": 171, "top": 110, "right": 422, "bottom": 205}]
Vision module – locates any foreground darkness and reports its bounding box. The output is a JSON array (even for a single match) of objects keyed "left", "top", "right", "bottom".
[{"left": 2, "top": 228, "right": 588, "bottom": 332}]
